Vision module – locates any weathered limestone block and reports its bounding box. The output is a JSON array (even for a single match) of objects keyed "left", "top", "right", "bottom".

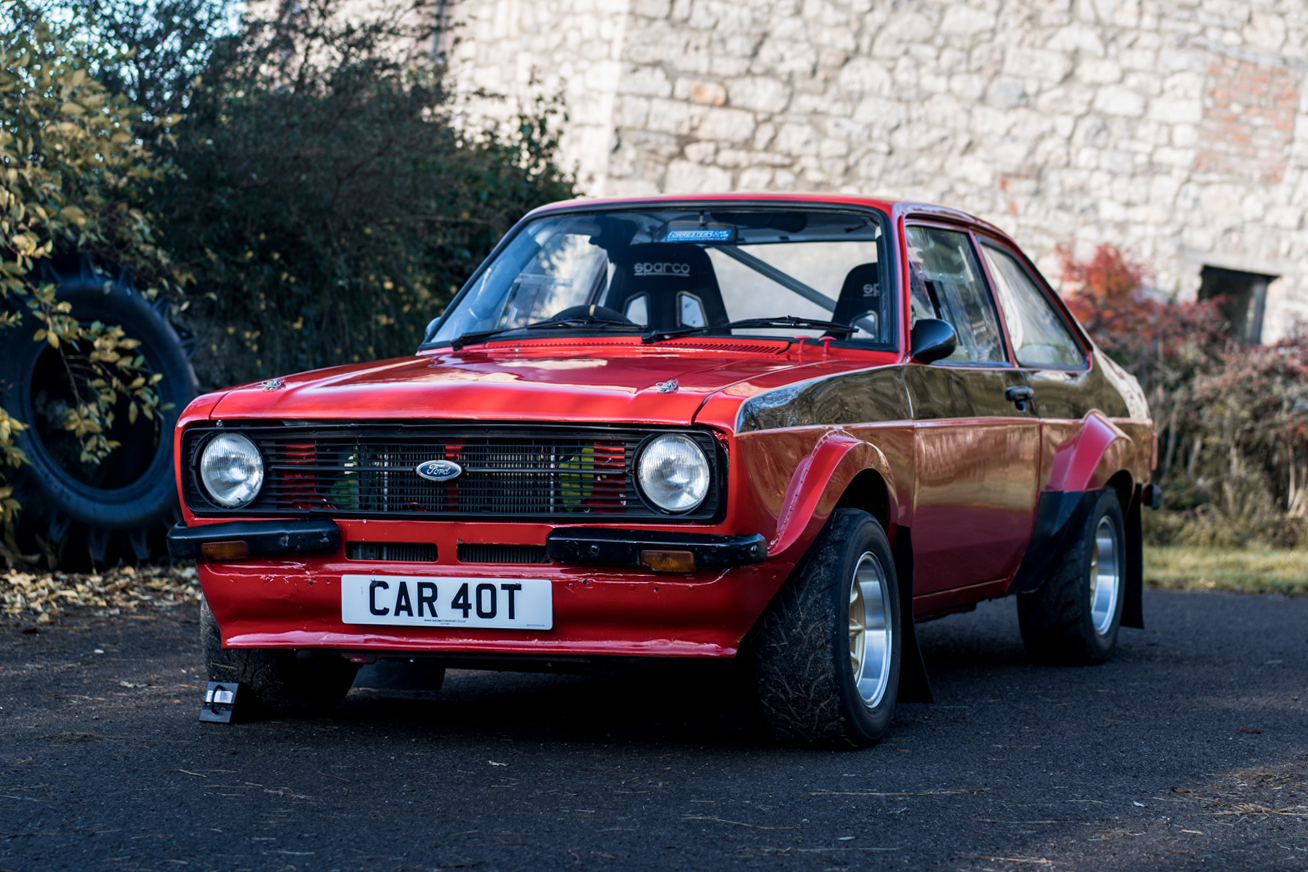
[
  {"left": 949, "top": 72, "right": 988, "bottom": 101},
  {"left": 644, "top": 98, "right": 691, "bottom": 134},
  {"left": 940, "top": 6, "right": 995, "bottom": 39},
  {"left": 854, "top": 96, "right": 909, "bottom": 129},
  {"left": 838, "top": 57, "right": 895, "bottom": 98},
  {"left": 987, "top": 76, "right": 1030, "bottom": 109},
  {"left": 682, "top": 140, "right": 716, "bottom": 163},
  {"left": 1045, "top": 24, "right": 1107, "bottom": 56},
  {"left": 693, "top": 106, "right": 757, "bottom": 142},
  {"left": 738, "top": 166, "right": 775, "bottom": 189},
  {"left": 673, "top": 78, "right": 727, "bottom": 106},
  {"left": 1077, "top": 57, "right": 1124, "bottom": 84},
  {"left": 871, "top": 12, "right": 935, "bottom": 59},
  {"left": 630, "top": 0, "right": 672, "bottom": 18},
  {"left": 1147, "top": 97, "right": 1202, "bottom": 125},
  {"left": 726, "top": 76, "right": 792, "bottom": 113},
  {"left": 618, "top": 65, "right": 674, "bottom": 97},
  {"left": 1093, "top": 84, "right": 1147, "bottom": 116}
]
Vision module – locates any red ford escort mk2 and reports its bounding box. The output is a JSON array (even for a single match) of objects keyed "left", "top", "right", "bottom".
[{"left": 169, "top": 195, "right": 1158, "bottom": 747}]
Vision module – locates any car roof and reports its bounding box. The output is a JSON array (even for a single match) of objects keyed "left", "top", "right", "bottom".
[{"left": 524, "top": 193, "right": 1016, "bottom": 243}]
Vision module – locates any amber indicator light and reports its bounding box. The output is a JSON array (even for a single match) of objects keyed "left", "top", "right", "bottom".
[
  {"left": 639, "top": 549, "right": 696, "bottom": 573},
  {"left": 201, "top": 540, "right": 250, "bottom": 561}
]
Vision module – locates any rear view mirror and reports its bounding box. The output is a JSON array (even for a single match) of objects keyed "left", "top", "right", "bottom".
[{"left": 909, "top": 318, "right": 957, "bottom": 364}]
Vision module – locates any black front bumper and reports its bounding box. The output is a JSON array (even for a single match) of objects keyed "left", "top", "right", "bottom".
[
  {"left": 546, "top": 528, "right": 767, "bottom": 569},
  {"left": 168, "top": 519, "right": 766, "bottom": 571},
  {"left": 167, "top": 519, "right": 341, "bottom": 560}
]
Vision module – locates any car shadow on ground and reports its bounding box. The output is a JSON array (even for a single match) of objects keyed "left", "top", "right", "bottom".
[
  {"left": 322, "top": 597, "right": 1045, "bottom": 751},
  {"left": 335, "top": 659, "right": 775, "bottom": 749}
]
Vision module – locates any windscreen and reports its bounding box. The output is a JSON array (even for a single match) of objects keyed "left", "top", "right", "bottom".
[{"left": 426, "top": 207, "right": 892, "bottom": 347}]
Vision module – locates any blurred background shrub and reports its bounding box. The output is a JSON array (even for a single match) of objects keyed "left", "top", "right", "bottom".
[
  {"left": 1, "top": 2, "right": 179, "bottom": 543},
  {"left": 1061, "top": 244, "right": 1308, "bottom": 548},
  {"left": 76, "top": 0, "right": 574, "bottom": 389}
]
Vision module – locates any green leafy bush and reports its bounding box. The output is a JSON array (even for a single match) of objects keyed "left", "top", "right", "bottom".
[
  {"left": 0, "top": 3, "right": 176, "bottom": 531},
  {"left": 145, "top": 0, "right": 574, "bottom": 388}
]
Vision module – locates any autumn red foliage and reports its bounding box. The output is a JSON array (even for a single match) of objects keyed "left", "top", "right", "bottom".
[{"left": 1057, "top": 243, "right": 1308, "bottom": 546}]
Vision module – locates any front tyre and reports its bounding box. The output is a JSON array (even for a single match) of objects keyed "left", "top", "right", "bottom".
[
  {"left": 751, "top": 509, "right": 902, "bottom": 748},
  {"left": 1018, "top": 490, "right": 1126, "bottom": 665},
  {"left": 201, "top": 598, "right": 358, "bottom": 716}
]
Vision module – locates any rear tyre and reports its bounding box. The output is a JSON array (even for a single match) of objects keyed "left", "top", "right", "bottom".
[
  {"left": 201, "top": 598, "right": 358, "bottom": 716},
  {"left": 1018, "top": 490, "right": 1125, "bottom": 665},
  {"left": 751, "top": 509, "right": 901, "bottom": 748}
]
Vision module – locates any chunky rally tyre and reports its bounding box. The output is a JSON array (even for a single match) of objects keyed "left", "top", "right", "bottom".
[
  {"left": 0, "top": 261, "right": 198, "bottom": 565},
  {"left": 201, "top": 598, "right": 359, "bottom": 716},
  {"left": 751, "top": 509, "right": 902, "bottom": 748},
  {"left": 1017, "top": 490, "right": 1126, "bottom": 665}
]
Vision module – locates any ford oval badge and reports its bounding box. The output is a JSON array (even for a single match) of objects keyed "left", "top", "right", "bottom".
[{"left": 415, "top": 459, "right": 463, "bottom": 482}]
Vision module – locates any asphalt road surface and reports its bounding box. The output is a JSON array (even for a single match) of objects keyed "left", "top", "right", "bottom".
[{"left": 2, "top": 588, "right": 1305, "bottom": 872}]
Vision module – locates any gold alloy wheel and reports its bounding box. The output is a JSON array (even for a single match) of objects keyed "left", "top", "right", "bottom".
[
  {"left": 1088, "top": 515, "right": 1121, "bottom": 636},
  {"left": 848, "top": 551, "right": 893, "bottom": 708}
]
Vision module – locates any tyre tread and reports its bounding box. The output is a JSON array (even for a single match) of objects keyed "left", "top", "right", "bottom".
[
  {"left": 1018, "top": 491, "right": 1124, "bottom": 665},
  {"left": 201, "top": 599, "right": 357, "bottom": 716},
  {"left": 752, "top": 510, "right": 898, "bottom": 748}
]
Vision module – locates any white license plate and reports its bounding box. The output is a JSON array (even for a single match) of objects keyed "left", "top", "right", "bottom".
[{"left": 341, "top": 575, "right": 552, "bottom": 630}]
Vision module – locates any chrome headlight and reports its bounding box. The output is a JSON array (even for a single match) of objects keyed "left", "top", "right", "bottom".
[
  {"left": 200, "top": 432, "right": 264, "bottom": 508},
  {"left": 637, "top": 434, "right": 710, "bottom": 513}
]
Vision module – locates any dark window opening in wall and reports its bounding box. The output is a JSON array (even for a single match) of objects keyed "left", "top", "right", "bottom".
[{"left": 1198, "top": 266, "right": 1276, "bottom": 344}]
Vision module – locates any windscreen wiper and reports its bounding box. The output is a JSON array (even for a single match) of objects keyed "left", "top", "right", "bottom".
[
  {"left": 642, "top": 316, "right": 855, "bottom": 344},
  {"left": 448, "top": 315, "right": 644, "bottom": 351}
]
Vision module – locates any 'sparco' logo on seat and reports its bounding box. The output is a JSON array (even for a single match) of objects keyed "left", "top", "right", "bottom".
[{"left": 634, "top": 262, "right": 690, "bottom": 277}]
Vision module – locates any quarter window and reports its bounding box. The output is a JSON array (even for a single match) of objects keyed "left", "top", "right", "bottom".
[
  {"left": 981, "top": 243, "right": 1085, "bottom": 368},
  {"left": 905, "top": 226, "right": 1006, "bottom": 364}
]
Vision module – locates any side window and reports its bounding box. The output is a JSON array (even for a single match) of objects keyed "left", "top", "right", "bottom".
[
  {"left": 905, "top": 226, "right": 1006, "bottom": 364},
  {"left": 981, "top": 243, "right": 1085, "bottom": 368}
]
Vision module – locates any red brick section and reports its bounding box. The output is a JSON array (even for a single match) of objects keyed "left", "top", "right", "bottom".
[{"left": 1196, "top": 55, "right": 1299, "bottom": 183}]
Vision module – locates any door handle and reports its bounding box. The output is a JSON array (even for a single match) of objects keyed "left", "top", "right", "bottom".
[{"left": 1005, "top": 385, "right": 1033, "bottom": 412}]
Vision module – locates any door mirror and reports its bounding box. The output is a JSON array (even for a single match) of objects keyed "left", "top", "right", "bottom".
[{"left": 909, "top": 318, "right": 957, "bottom": 364}]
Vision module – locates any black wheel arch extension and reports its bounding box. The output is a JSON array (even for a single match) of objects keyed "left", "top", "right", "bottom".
[{"left": 1009, "top": 484, "right": 1145, "bottom": 630}]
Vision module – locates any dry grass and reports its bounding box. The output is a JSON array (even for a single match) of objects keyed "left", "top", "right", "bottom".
[{"left": 1145, "top": 546, "right": 1308, "bottom": 597}]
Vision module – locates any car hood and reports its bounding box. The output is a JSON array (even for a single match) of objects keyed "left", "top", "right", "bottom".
[{"left": 207, "top": 340, "right": 842, "bottom": 427}]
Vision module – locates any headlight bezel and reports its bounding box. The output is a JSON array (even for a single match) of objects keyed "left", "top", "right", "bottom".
[
  {"left": 198, "top": 431, "right": 265, "bottom": 509},
  {"left": 635, "top": 432, "right": 713, "bottom": 515}
]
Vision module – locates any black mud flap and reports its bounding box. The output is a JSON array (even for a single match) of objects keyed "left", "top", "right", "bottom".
[
  {"left": 1009, "top": 489, "right": 1102, "bottom": 595},
  {"left": 1122, "top": 486, "right": 1145, "bottom": 629},
  {"left": 891, "top": 527, "right": 933, "bottom": 704}
]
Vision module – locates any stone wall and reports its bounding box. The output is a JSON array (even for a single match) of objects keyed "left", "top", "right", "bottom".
[
  {"left": 442, "top": 0, "right": 630, "bottom": 194},
  {"left": 444, "top": 0, "right": 1308, "bottom": 340}
]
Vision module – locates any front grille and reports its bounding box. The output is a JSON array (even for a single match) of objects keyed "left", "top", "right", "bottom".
[
  {"left": 457, "top": 543, "right": 549, "bottom": 564},
  {"left": 183, "top": 423, "right": 723, "bottom": 522},
  {"left": 346, "top": 542, "right": 439, "bottom": 562}
]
